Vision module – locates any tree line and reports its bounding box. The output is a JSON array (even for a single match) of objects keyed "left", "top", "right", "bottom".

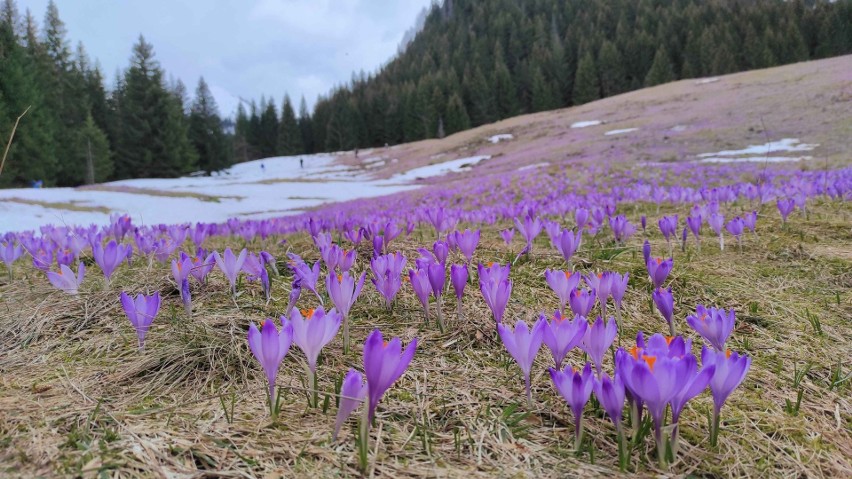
[{"left": 1, "top": 0, "right": 851, "bottom": 187}]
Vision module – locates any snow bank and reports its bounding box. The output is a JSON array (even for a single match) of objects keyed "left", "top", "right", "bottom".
[
  {"left": 605, "top": 128, "right": 639, "bottom": 136},
  {"left": 698, "top": 138, "right": 818, "bottom": 158},
  {"left": 488, "top": 134, "right": 514, "bottom": 144},
  {"left": 392, "top": 155, "right": 490, "bottom": 182},
  {"left": 699, "top": 156, "right": 813, "bottom": 164},
  {"left": 571, "top": 120, "right": 603, "bottom": 129}
]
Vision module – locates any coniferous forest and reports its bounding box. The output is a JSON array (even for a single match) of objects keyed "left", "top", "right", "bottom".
[{"left": 1, "top": 0, "right": 851, "bottom": 187}]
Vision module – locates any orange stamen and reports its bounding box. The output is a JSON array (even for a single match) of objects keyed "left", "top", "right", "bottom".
[
  {"left": 564, "top": 271, "right": 571, "bottom": 279},
  {"left": 642, "top": 355, "right": 657, "bottom": 371},
  {"left": 665, "top": 336, "right": 674, "bottom": 345},
  {"left": 725, "top": 349, "right": 732, "bottom": 359},
  {"left": 656, "top": 257, "right": 662, "bottom": 264},
  {"left": 629, "top": 346, "right": 641, "bottom": 359}
]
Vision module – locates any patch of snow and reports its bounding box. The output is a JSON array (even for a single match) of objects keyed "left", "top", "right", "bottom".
[
  {"left": 488, "top": 134, "right": 514, "bottom": 144},
  {"left": 699, "top": 156, "right": 813, "bottom": 164},
  {"left": 605, "top": 128, "right": 639, "bottom": 136},
  {"left": 392, "top": 155, "right": 490, "bottom": 182},
  {"left": 570, "top": 120, "right": 603, "bottom": 129},
  {"left": 697, "top": 138, "right": 818, "bottom": 158},
  {"left": 518, "top": 162, "right": 550, "bottom": 171},
  {"left": 671, "top": 125, "right": 688, "bottom": 132},
  {"left": 695, "top": 77, "right": 720, "bottom": 85},
  {"left": 0, "top": 153, "right": 418, "bottom": 233}
]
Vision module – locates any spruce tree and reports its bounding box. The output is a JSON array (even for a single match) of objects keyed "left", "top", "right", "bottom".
[
  {"left": 298, "top": 96, "right": 314, "bottom": 153},
  {"left": 444, "top": 93, "right": 470, "bottom": 135},
  {"left": 277, "top": 94, "right": 302, "bottom": 155},
  {"left": 598, "top": 41, "right": 626, "bottom": 97},
  {"left": 644, "top": 47, "right": 675, "bottom": 87},
  {"left": 572, "top": 52, "right": 600, "bottom": 105},
  {"left": 189, "top": 77, "right": 229, "bottom": 173}
]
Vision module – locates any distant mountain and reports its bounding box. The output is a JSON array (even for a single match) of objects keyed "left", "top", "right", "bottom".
[{"left": 304, "top": 0, "right": 852, "bottom": 152}]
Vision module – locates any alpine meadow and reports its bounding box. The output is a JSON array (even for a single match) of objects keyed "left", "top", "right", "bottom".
[{"left": 0, "top": 1, "right": 851, "bottom": 478}]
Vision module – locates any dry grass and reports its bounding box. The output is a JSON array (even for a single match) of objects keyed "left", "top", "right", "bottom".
[
  {"left": 77, "top": 185, "right": 242, "bottom": 202},
  {"left": 0, "top": 199, "right": 850, "bottom": 478},
  {"left": 1, "top": 197, "right": 112, "bottom": 214}
]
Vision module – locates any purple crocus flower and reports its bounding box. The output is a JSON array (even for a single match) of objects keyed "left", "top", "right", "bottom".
[
  {"left": 514, "top": 214, "right": 542, "bottom": 255},
  {"left": 93, "top": 240, "right": 129, "bottom": 285},
  {"left": 363, "top": 329, "right": 417, "bottom": 421},
  {"left": 652, "top": 287, "right": 675, "bottom": 335},
  {"left": 558, "top": 228, "right": 582, "bottom": 264},
  {"left": 333, "top": 369, "right": 368, "bottom": 440},
  {"left": 542, "top": 311, "right": 587, "bottom": 370},
  {"left": 643, "top": 239, "right": 651, "bottom": 265},
  {"left": 213, "top": 248, "right": 247, "bottom": 296},
  {"left": 658, "top": 214, "right": 678, "bottom": 255},
  {"left": 743, "top": 211, "right": 758, "bottom": 235},
  {"left": 243, "top": 253, "right": 272, "bottom": 301},
  {"left": 408, "top": 267, "right": 432, "bottom": 324},
  {"left": 620, "top": 341, "right": 691, "bottom": 465},
  {"left": 432, "top": 240, "right": 449, "bottom": 266},
  {"left": 708, "top": 212, "right": 725, "bottom": 250},
  {"left": 640, "top": 215, "right": 647, "bottom": 233},
  {"left": 568, "top": 287, "right": 596, "bottom": 318},
  {"left": 0, "top": 240, "right": 24, "bottom": 279},
  {"left": 549, "top": 363, "right": 595, "bottom": 450},
  {"left": 189, "top": 248, "right": 215, "bottom": 284},
  {"left": 574, "top": 208, "right": 589, "bottom": 229},
  {"left": 427, "top": 262, "right": 447, "bottom": 330},
  {"left": 500, "top": 228, "right": 515, "bottom": 246},
  {"left": 687, "top": 214, "right": 703, "bottom": 249},
  {"left": 726, "top": 217, "right": 745, "bottom": 249},
  {"left": 290, "top": 306, "right": 342, "bottom": 406},
  {"left": 450, "top": 263, "right": 468, "bottom": 321},
  {"left": 120, "top": 291, "right": 161, "bottom": 351},
  {"left": 585, "top": 272, "right": 613, "bottom": 317},
  {"left": 581, "top": 316, "right": 618, "bottom": 376},
  {"left": 289, "top": 254, "right": 322, "bottom": 303},
  {"left": 702, "top": 346, "right": 751, "bottom": 445},
  {"left": 451, "top": 229, "right": 480, "bottom": 263},
  {"left": 46, "top": 262, "right": 85, "bottom": 295},
  {"left": 687, "top": 305, "right": 736, "bottom": 351},
  {"left": 286, "top": 279, "right": 302, "bottom": 315},
  {"left": 497, "top": 317, "right": 546, "bottom": 404},
  {"left": 681, "top": 226, "right": 689, "bottom": 252},
  {"left": 777, "top": 198, "right": 795, "bottom": 224},
  {"left": 372, "top": 234, "right": 384, "bottom": 257},
  {"left": 478, "top": 262, "right": 512, "bottom": 324},
  {"left": 327, "top": 271, "right": 366, "bottom": 353},
  {"left": 171, "top": 254, "right": 193, "bottom": 314},
  {"left": 595, "top": 372, "right": 626, "bottom": 429},
  {"left": 338, "top": 248, "right": 356, "bottom": 272},
  {"left": 371, "top": 252, "right": 406, "bottom": 308},
  {"left": 247, "top": 317, "right": 293, "bottom": 415},
  {"left": 646, "top": 256, "right": 673, "bottom": 289},
  {"left": 608, "top": 215, "right": 636, "bottom": 244},
  {"left": 609, "top": 272, "right": 629, "bottom": 323},
  {"left": 545, "top": 269, "right": 581, "bottom": 315},
  {"left": 669, "top": 355, "right": 715, "bottom": 454}
]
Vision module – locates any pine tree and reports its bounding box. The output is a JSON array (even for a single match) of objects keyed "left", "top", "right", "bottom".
[
  {"left": 71, "top": 113, "right": 112, "bottom": 184},
  {"left": 644, "top": 46, "right": 675, "bottom": 87},
  {"left": 298, "top": 96, "right": 314, "bottom": 153},
  {"left": 258, "top": 97, "right": 278, "bottom": 157},
  {"left": 189, "top": 77, "right": 229, "bottom": 173},
  {"left": 530, "top": 66, "right": 555, "bottom": 112},
  {"left": 598, "top": 41, "right": 626, "bottom": 97},
  {"left": 0, "top": 21, "right": 57, "bottom": 186},
  {"left": 277, "top": 94, "right": 302, "bottom": 155},
  {"left": 493, "top": 44, "right": 518, "bottom": 118},
  {"left": 444, "top": 92, "right": 470, "bottom": 135},
  {"left": 114, "top": 35, "right": 196, "bottom": 179},
  {"left": 234, "top": 103, "right": 250, "bottom": 163},
  {"left": 572, "top": 52, "right": 600, "bottom": 105}
]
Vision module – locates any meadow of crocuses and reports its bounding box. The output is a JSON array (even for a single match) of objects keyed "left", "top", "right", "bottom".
[{"left": 0, "top": 157, "right": 850, "bottom": 477}]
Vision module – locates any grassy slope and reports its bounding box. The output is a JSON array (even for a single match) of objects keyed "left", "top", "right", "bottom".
[{"left": 0, "top": 58, "right": 851, "bottom": 478}]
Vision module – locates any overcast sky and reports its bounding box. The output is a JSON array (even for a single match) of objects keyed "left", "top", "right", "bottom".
[{"left": 25, "top": 0, "right": 434, "bottom": 117}]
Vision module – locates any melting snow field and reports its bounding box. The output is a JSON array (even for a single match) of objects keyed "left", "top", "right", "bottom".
[
  {"left": 0, "top": 153, "right": 484, "bottom": 233},
  {"left": 696, "top": 138, "right": 818, "bottom": 164}
]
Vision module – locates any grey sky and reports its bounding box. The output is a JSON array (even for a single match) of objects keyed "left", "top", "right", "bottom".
[{"left": 25, "top": 0, "right": 434, "bottom": 117}]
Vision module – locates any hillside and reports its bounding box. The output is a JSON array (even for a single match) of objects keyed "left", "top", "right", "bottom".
[
  {"left": 3, "top": 55, "right": 849, "bottom": 233},
  {"left": 306, "top": 0, "right": 852, "bottom": 152}
]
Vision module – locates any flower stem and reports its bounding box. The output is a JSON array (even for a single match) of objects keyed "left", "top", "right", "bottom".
[
  {"left": 456, "top": 297, "right": 463, "bottom": 323},
  {"left": 574, "top": 415, "right": 584, "bottom": 453},
  {"left": 343, "top": 314, "right": 350, "bottom": 355},
  {"left": 357, "top": 395, "right": 371, "bottom": 473},
  {"left": 435, "top": 296, "right": 445, "bottom": 332}
]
